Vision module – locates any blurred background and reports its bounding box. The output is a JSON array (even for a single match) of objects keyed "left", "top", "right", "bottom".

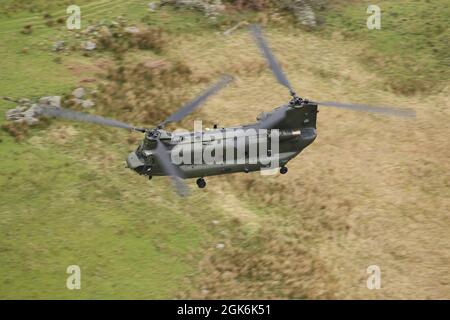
[{"left": 0, "top": 0, "right": 449, "bottom": 299}]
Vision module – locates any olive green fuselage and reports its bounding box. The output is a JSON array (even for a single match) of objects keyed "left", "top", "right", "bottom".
[{"left": 126, "top": 103, "right": 318, "bottom": 179}]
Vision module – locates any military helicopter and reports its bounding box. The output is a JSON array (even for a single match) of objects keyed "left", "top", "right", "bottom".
[{"left": 42, "top": 25, "right": 415, "bottom": 196}]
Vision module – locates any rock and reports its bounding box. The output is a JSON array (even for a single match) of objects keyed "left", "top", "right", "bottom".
[
  {"left": 18, "top": 98, "right": 31, "bottom": 105},
  {"left": 84, "top": 25, "right": 97, "bottom": 34},
  {"left": 281, "top": 0, "right": 317, "bottom": 27},
  {"left": 201, "top": 288, "right": 210, "bottom": 295},
  {"left": 162, "top": 0, "right": 225, "bottom": 18},
  {"left": 124, "top": 26, "right": 140, "bottom": 34},
  {"left": 6, "top": 108, "right": 23, "bottom": 121},
  {"left": 52, "top": 41, "right": 65, "bottom": 51},
  {"left": 23, "top": 116, "right": 39, "bottom": 126},
  {"left": 24, "top": 104, "right": 43, "bottom": 118},
  {"left": 148, "top": 2, "right": 158, "bottom": 11},
  {"left": 216, "top": 243, "right": 225, "bottom": 250},
  {"left": 4, "top": 96, "right": 59, "bottom": 126},
  {"left": 84, "top": 41, "right": 97, "bottom": 51},
  {"left": 48, "top": 96, "right": 61, "bottom": 108},
  {"left": 39, "top": 97, "right": 50, "bottom": 105},
  {"left": 222, "top": 271, "right": 234, "bottom": 280},
  {"left": 72, "top": 87, "right": 85, "bottom": 99},
  {"left": 6, "top": 103, "right": 42, "bottom": 125},
  {"left": 72, "top": 98, "right": 84, "bottom": 105},
  {"left": 39, "top": 96, "right": 61, "bottom": 108},
  {"left": 81, "top": 99, "right": 95, "bottom": 109}
]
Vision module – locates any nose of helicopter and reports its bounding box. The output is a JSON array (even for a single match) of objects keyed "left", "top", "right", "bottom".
[{"left": 126, "top": 151, "right": 145, "bottom": 170}]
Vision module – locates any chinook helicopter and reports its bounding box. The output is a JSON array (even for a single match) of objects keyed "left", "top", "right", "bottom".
[{"left": 42, "top": 25, "right": 415, "bottom": 196}]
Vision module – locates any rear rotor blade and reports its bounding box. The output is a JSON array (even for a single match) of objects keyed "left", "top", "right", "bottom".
[
  {"left": 313, "top": 101, "right": 416, "bottom": 118},
  {"left": 42, "top": 107, "right": 145, "bottom": 131},
  {"left": 250, "top": 24, "right": 294, "bottom": 95},
  {"left": 160, "top": 75, "right": 234, "bottom": 127},
  {"left": 154, "top": 140, "right": 189, "bottom": 197}
]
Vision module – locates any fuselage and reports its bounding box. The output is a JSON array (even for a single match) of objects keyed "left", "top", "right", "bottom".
[{"left": 126, "top": 102, "right": 318, "bottom": 179}]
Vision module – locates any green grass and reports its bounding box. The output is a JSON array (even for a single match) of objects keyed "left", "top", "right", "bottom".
[
  {"left": 320, "top": 0, "right": 450, "bottom": 95},
  {"left": 0, "top": 1, "right": 218, "bottom": 299},
  {"left": 0, "top": 131, "right": 205, "bottom": 299},
  {"left": 0, "top": 1, "right": 220, "bottom": 101}
]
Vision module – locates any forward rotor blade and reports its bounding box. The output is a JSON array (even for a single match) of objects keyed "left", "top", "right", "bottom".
[
  {"left": 42, "top": 107, "right": 145, "bottom": 131},
  {"left": 160, "top": 75, "right": 234, "bottom": 127},
  {"left": 154, "top": 140, "right": 189, "bottom": 197},
  {"left": 313, "top": 101, "right": 416, "bottom": 118},
  {"left": 250, "top": 24, "right": 294, "bottom": 94}
]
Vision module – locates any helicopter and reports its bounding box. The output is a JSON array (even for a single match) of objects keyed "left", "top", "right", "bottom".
[{"left": 42, "top": 25, "right": 415, "bottom": 196}]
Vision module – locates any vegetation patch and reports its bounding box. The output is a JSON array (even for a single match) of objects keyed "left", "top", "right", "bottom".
[
  {"left": 320, "top": 0, "right": 450, "bottom": 95},
  {"left": 94, "top": 58, "right": 196, "bottom": 125}
]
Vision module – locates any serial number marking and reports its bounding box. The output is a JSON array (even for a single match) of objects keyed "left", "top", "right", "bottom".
[
  {"left": 177, "top": 304, "right": 271, "bottom": 318},
  {"left": 221, "top": 304, "right": 271, "bottom": 316}
]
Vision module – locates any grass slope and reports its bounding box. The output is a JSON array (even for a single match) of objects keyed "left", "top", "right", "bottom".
[
  {"left": 0, "top": 1, "right": 216, "bottom": 299},
  {"left": 0, "top": 0, "right": 449, "bottom": 299},
  {"left": 321, "top": 0, "right": 450, "bottom": 95}
]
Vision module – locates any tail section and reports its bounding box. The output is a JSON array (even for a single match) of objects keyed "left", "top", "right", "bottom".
[{"left": 259, "top": 102, "right": 318, "bottom": 130}]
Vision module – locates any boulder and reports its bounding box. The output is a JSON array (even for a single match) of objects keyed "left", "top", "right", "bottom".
[
  {"left": 5, "top": 108, "right": 23, "bottom": 121},
  {"left": 280, "top": 0, "right": 317, "bottom": 27},
  {"left": 23, "top": 116, "right": 39, "bottom": 126},
  {"left": 81, "top": 99, "right": 95, "bottom": 109},
  {"left": 49, "top": 96, "right": 61, "bottom": 108},
  {"left": 148, "top": 2, "right": 158, "bottom": 11},
  {"left": 5, "top": 104, "right": 42, "bottom": 126},
  {"left": 124, "top": 26, "right": 140, "bottom": 34},
  {"left": 52, "top": 41, "right": 65, "bottom": 51},
  {"left": 18, "top": 98, "right": 31, "bottom": 105},
  {"left": 4, "top": 96, "right": 56, "bottom": 126},
  {"left": 39, "top": 96, "right": 61, "bottom": 108},
  {"left": 84, "top": 41, "right": 97, "bottom": 51},
  {"left": 72, "top": 87, "right": 85, "bottom": 99},
  {"left": 162, "top": 0, "right": 225, "bottom": 18},
  {"left": 24, "top": 104, "right": 43, "bottom": 118}
]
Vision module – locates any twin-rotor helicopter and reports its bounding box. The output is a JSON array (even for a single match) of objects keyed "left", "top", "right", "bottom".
[{"left": 41, "top": 25, "right": 415, "bottom": 196}]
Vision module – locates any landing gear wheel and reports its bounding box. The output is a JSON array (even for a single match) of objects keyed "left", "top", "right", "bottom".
[
  {"left": 148, "top": 175, "right": 153, "bottom": 180},
  {"left": 280, "top": 166, "right": 288, "bottom": 175},
  {"left": 196, "top": 178, "right": 207, "bottom": 189}
]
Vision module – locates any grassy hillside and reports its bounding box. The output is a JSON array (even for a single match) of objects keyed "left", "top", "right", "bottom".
[
  {"left": 321, "top": 0, "right": 450, "bottom": 95},
  {"left": 0, "top": 0, "right": 449, "bottom": 299}
]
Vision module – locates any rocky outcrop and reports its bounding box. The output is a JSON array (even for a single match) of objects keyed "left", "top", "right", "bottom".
[
  {"left": 279, "top": 0, "right": 319, "bottom": 27},
  {"left": 5, "top": 95, "right": 61, "bottom": 125},
  {"left": 161, "top": 0, "right": 225, "bottom": 19},
  {"left": 4, "top": 87, "right": 95, "bottom": 126},
  {"left": 161, "top": 0, "right": 321, "bottom": 27}
]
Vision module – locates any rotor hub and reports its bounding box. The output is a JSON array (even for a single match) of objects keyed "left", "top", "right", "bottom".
[
  {"left": 146, "top": 129, "right": 161, "bottom": 140},
  {"left": 289, "top": 94, "right": 304, "bottom": 106}
]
